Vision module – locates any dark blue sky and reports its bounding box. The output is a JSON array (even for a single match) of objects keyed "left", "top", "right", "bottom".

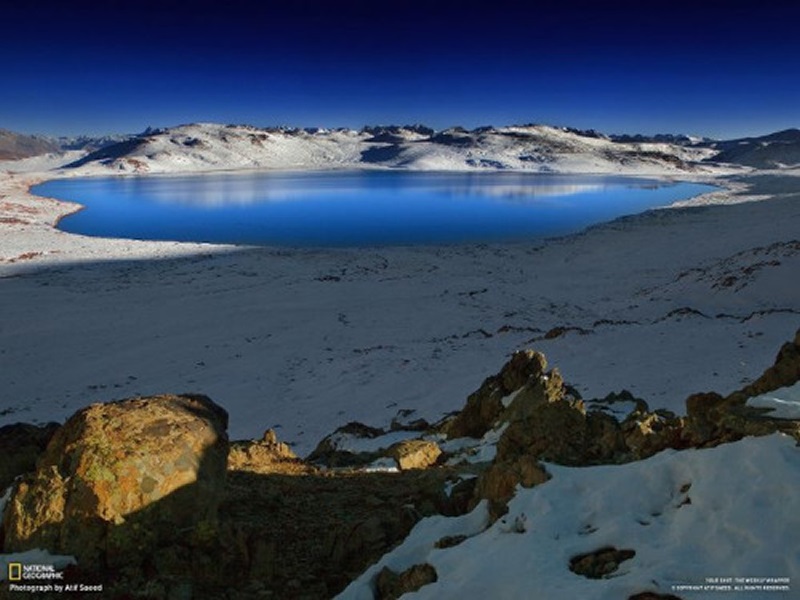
[{"left": 3, "top": 0, "right": 799, "bottom": 138}]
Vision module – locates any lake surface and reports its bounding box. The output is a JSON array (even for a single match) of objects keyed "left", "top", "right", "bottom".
[{"left": 35, "top": 171, "right": 715, "bottom": 247}]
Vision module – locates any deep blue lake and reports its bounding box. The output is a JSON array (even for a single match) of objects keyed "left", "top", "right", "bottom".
[{"left": 34, "top": 171, "right": 715, "bottom": 247}]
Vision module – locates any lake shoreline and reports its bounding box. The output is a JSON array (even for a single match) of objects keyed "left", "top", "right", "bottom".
[
  {"left": 1, "top": 165, "right": 799, "bottom": 454},
  {"left": 33, "top": 170, "right": 718, "bottom": 249}
]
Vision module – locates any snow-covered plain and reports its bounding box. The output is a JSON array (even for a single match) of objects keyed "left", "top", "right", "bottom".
[
  {"left": 748, "top": 382, "right": 800, "bottom": 420},
  {"left": 0, "top": 126, "right": 798, "bottom": 456},
  {"left": 340, "top": 434, "right": 800, "bottom": 599},
  {"left": 1, "top": 123, "right": 799, "bottom": 599}
]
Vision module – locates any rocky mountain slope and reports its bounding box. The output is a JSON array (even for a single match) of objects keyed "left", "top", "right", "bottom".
[
  {"left": 708, "top": 128, "right": 800, "bottom": 169},
  {"left": 1, "top": 330, "right": 797, "bottom": 599},
  {"left": 0, "top": 129, "right": 60, "bottom": 161},
  {"left": 5, "top": 122, "right": 800, "bottom": 175}
]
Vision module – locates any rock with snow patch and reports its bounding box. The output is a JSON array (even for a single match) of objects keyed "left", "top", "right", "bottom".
[
  {"left": 474, "top": 455, "right": 550, "bottom": 518},
  {"left": 685, "top": 328, "right": 800, "bottom": 446},
  {"left": 306, "top": 421, "right": 386, "bottom": 467},
  {"left": 443, "top": 350, "right": 548, "bottom": 439},
  {"left": 390, "top": 408, "right": 430, "bottom": 432}
]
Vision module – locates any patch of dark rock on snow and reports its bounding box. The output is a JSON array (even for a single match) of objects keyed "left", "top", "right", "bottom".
[
  {"left": 360, "top": 145, "right": 405, "bottom": 163},
  {"left": 569, "top": 546, "right": 636, "bottom": 579}
]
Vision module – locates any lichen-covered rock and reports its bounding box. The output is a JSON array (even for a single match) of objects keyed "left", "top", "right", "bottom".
[
  {"left": 386, "top": 439, "right": 442, "bottom": 470},
  {"left": 375, "top": 563, "right": 437, "bottom": 600},
  {"left": 2, "top": 393, "right": 229, "bottom": 572},
  {"left": 0, "top": 422, "right": 60, "bottom": 492}
]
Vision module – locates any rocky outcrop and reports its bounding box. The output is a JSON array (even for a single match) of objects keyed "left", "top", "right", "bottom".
[
  {"left": 443, "top": 350, "right": 548, "bottom": 439},
  {"left": 387, "top": 439, "right": 442, "bottom": 470},
  {"left": 684, "top": 328, "right": 800, "bottom": 446},
  {"left": 375, "top": 563, "right": 438, "bottom": 600},
  {"left": 2, "top": 394, "right": 229, "bottom": 576},
  {"left": 307, "top": 421, "right": 386, "bottom": 467},
  {"left": 228, "top": 428, "right": 312, "bottom": 475},
  {"left": 0, "top": 422, "right": 60, "bottom": 492}
]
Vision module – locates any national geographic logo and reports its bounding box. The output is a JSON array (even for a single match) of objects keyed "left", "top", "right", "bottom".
[{"left": 5, "top": 562, "right": 64, "bottom": 581}]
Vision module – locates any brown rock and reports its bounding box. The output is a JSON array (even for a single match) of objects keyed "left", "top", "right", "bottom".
[
  {"left": 228, "top": 429, "right": 312, "bottom": 475},
  {"left": 569, "top": 546, "right": 636, "bottom": 579},
  {"left": 375, "top": 563, "right": 437, "bottom": 600},
  {"left": 622, "top": 412, "right": 685, "bottom": 459},
  {"left": 386, "top": 439, "right": 442, "bottom": 470},
  {"left": 497, "top": 393, "right": 587, "bottom": 465},
  {"left": 739, "top": 328, "right": 800, "bottom": 398},
  {"left": 2, "top": 394, "right": 229, "bottom": 572},
  {"left": 444, "top": 351, "right": 548, "bottom": 439},
  {"left": 474, "top": 456, "right": 549, "bottom": 518}
]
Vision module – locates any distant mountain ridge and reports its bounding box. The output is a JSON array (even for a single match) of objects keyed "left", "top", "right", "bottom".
[
  {"left": 0, "top": 129, "right": 60, "bottom": 161},
  {"left": 57, "top": 122, "right": 726, "bottom": 176},
  {"left": 0, "top": 129, "right": 132, "bottom": 161},
  {"left": 3, "top": 123, "right": 799, "bottom": 173},
  {"left": 708, "top": 128, "right": 800, "bottom": 168}
]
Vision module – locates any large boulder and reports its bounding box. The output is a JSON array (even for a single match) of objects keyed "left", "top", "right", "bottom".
[
  {"left": 387, "top": 439, "right": 442, "bottom": 470},
  {"left": 1, "top": 394, "right": 229, "bottom": 575}
]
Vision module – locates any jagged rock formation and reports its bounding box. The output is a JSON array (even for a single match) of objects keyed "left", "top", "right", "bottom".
[
  {"left": 1, "top": 329, "right": 797, "bottom": 598},
  {"left": 228, "top": 428, "right": 311, "bottom": 475},
  {"left": 684, "top": 328, "right": 800, "bottom": 445},
  {"left": 444, "top": 330, "right": 799, "bottom": 517}
]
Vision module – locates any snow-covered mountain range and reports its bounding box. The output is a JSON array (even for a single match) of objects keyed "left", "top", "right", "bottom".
[
  {"left": 5, "top": 122, "right": 799, "bottom": 176},
  {"left": 61, "top": 122, "right": 728, "bottom": 176}
]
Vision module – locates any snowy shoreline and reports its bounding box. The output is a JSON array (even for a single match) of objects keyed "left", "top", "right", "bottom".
[{"left": 1, "top": 163, "right": 799, "bottom": 456}]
